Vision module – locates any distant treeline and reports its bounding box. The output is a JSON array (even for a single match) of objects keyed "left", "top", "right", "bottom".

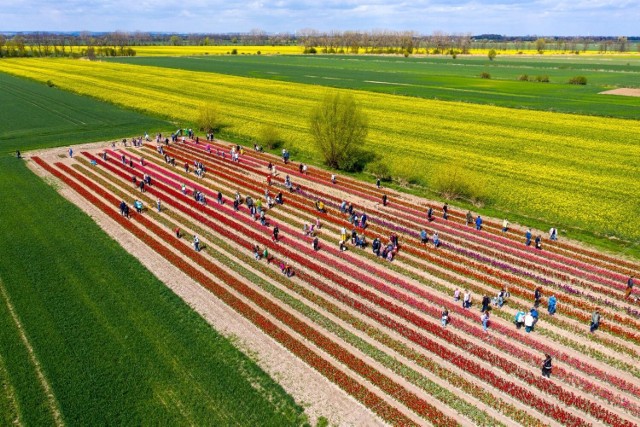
[
  {"left": 0, "top": 31, "right": 637, "bottom": 58},
  {"left": 0, "top": 32, "right": 137, "bottom": 58}
]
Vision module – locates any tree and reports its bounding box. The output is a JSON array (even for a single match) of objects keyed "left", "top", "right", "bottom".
[
  {"left": 309, "top": 92, "right": 368, "bottom": 170},
  {"left": 196, "top": 103, "right": 219, "bottom": 133},
  {"left": 535, "top": 38, "right": 546, "bottom": 53},
  {"left": 170, "top": 35, "right": 182, "bottom": 46},
  {"left": 488, "top": 49, "right": 496, "bottom": 61}
]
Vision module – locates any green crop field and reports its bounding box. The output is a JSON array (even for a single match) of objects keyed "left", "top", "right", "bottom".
[
  {"left": 109, "top": 54, "right": 640, "bottom": 119},
  {"left": 0, "top": 141, "right": 306, "bottom": 425},
  {"left": 0, "top": 72, "right": 170, "bottom": 153}
]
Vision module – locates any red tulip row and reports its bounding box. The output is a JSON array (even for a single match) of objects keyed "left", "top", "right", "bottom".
[{"left": 83, "top": 152, "right": 635, "bottom": 425}]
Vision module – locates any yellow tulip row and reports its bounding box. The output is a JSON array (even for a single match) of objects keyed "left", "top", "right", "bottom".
[{"left": 2, "top": 58, "right": 638, "bottom": 241}]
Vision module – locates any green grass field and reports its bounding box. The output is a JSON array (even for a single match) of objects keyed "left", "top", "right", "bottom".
[
  {"left": 0, "top": 72, "right": 170, "bottom": 153},
  {"left": 109, "top": 54, "right": 640, "bottom": 119},
  {"left": 0, "top": 121, "right": 307, "bottom": 423}
]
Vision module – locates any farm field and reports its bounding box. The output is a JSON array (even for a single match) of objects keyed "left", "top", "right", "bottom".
[
  {"left": 28, "top": 138, "right": 640, "bottom": 426},
  {"left": 0, "top": 72, "right": 170, "bottom": 153},
  {"left": 0, "top": 156, "right": 309, "bottom": 425},
  {"left": 109, "top": 54, "right": 640, "bottom": 119},
  {"left": 132, "top": 45, "right": 304, "bottom": 56},
  {"left": 1, "top": 59, "right": 638, "bottom": 248}
]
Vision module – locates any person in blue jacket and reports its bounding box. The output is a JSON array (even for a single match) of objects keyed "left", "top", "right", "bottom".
[
  {"left": 475, "top": 215, "right": 483, "bottom": 231},
  {"left": 548, "top": 295, "right": 557, "bottom": 315},
  {"left": 525, "top": 228, "right": 532, "bottom": 246}
]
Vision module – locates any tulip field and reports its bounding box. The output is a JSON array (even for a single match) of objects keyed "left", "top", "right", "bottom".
[
  {"left": 26, "top": 136, "right": 640, "bottom": 425},
  {"left": 0, "top": 58, "right": 638, "bottom": 247}
]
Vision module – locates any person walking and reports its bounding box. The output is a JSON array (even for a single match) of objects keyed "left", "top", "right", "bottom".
[
  {"left": 466, "top": 210, "right": 473, "bottom": 226},
  {"left": 441, "top": 307, "right": 449, "bottom": 327},
  {"left": 453, "top": 288, "right": 460, "bottom": 302},
  {"left": 156, "top": 199, "right": 161, "bottom": 213},
  {"left": 549, "top": 227, "right": 558, "bottom": 241},
  {"left": 625, "top": 276, "right": 635, "bottom": 299},
  {"left": 548, "top": 295, "right": 557, "bottom": 315},
  {"left": 442, "top": 202, "right": 449, "bottom": 220},
  {"left": 68, "top": 147, "right": 73, "bottom": 158},
  {"left": 590, "top": 310, "right": 601, "bottom": 333},
  {"left": 427, "top": 206, "right": 434, "bottom": 222},
  {"left": 312, "top": 236, "right": 319, "bottom": 251},
  {"left": 193, "top": 235, "right": 200, "bottom": 252},
  {"left": 463, "top": 290, "right": 471, "bottom": 309},
  {"left": 502, "top": 219, "right": 509, "bottom": 232},
  {"left": 481, "top": 295, "right": 491, "bottom": 312},
  {"left": 481, "top": 311, "right": 490, "bottom": 332},
  {"left": 475, "top": 215, "right": 483, "bottom": 231},
  {"left": 331, "top": 174, "right": 336, "bottom": 184},
  {"left": 535, "top": 235, "right": 542, "bottom": 250},
  {"left": 420, "top": 229, "right": 428, "bottom": 245},
  {"left": 525, "top": 229, "right": 532, "bottom": 246},
  {"left": 376, "top": 178, "right": 381, "bottom": 189},
  {"left": 432, "top": 232, "right": 440, "bottom": 248},
  {"left": 382, "top": 194, "right": 388, "bottom": 206},
  {"left": 524, "top": 311, "right": 535, "bottom": 333},
  {"left": 542, "top": 354, "right": 553, "bottom": 378},
  {"left": 263, "top": 247, "right": 269, "bottom": 263},
  {"left": 534, "top": 287, "right": 542, "bottom": 307},
  {"left": 272, "top": 226, "right": 279, "bottom": 242},
  {"left": 514, "top": 310, "right": 525, "bottom": 329}
]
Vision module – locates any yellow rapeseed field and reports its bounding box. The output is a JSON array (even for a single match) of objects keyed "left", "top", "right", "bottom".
[
  {"left": 132, "top": 45, "right": 304, "bottom": 56},
  {"left": 2, "top": 58, "right": 638, "bottom": 241}
]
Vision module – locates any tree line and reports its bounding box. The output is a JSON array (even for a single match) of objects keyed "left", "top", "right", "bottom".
[{"left": 0, "top": 31, "right": 637, "bottom": 58}]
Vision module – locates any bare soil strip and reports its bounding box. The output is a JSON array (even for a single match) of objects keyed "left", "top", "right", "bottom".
[{"left": 599, "top": 88, "right": 640, "bottom": 97}]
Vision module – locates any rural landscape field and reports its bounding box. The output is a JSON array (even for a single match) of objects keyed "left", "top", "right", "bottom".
[{"left": 1, "top": 23, "right": 640, "bottom": 427}]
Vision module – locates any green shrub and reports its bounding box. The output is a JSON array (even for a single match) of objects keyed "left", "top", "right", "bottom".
[
  {"left": 535, "top": 75, "right": 549, "bottom": 83},
  {"left": 480, "top": 72, "right": 491, "bottom": 79},
  {"left": 46, "top": 80, "right": 55, "bottom": 87},
  {"left": 231, "top": 48, "right": 238, "bottom": 55},
  {"left": 518, "top": 74, "right": 529, "bottom": 81},
  {"left": 568, "top": 76, "right": 587, "bottom": 85},
  {"left": 431, "top": 164, "right": 489, "bottom": 206},
  {"left": 257, "top": 124, "right": 282, "bottom": 149},
  {"left": 365, "top": 160, "right": 392, "bottom": 181}
]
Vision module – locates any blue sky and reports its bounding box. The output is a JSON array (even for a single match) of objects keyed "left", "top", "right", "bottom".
[{"left": 2, "top": 0, "right": 638, "bottom": 35}]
